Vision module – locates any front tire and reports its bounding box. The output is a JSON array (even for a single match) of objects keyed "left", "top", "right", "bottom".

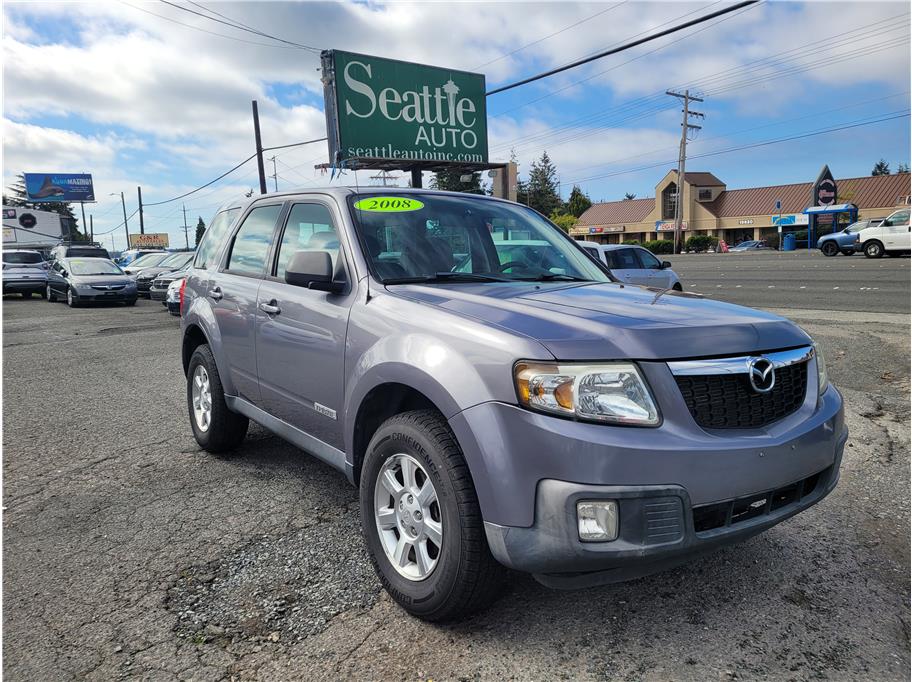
[
  {"left": 66, "top": 288, "right": 79, "bottom": 307},
  {"left": 864, "top": 240, "right": 885, "bottom": 258},
  {"left": 359, "top": 410, "right": 505, "bottom": 622},
  {"left": 186, "top": 344, "right": 249, "bottom": 452},
  {"left": 820, "top": 241, "right": 838, "bottom": 257}
]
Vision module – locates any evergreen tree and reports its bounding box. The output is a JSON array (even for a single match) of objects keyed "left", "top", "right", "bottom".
[
  {"left": 566, "top": 185, "right": 592, "bottom": 218},
  {"left": 623, "top": 192, "right": 637, "bottom": 200},
  {"left": 429, "top": 169, "right": 484, "bottom": 194},
  {"left": 898, "top": 163, "right": 910, "bottom": 174},
  {"left": 871, "top": 159, "right": 891, "bottom": 176},
  {"left": 525, "top": 151, "right": 562, "bottom": 217},
  {"left": 195, "top": 217, "right": 206, "bottom": 246},
  {"left": 3, "top": 173, "right": 86, "bottom": 240}
]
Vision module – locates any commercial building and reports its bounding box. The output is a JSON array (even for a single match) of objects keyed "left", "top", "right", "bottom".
[{"left": 572, "top": 169, "right": 912, "bottom": 245}]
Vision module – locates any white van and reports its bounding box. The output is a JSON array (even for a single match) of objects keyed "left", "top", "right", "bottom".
[{"left": 854, "top": 208, "right": 910, "bottom": 258}]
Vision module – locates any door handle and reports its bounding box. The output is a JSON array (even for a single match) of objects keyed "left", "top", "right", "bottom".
[
  {"left": 209, "top": 287, "right": 223, "bottom": 301},
  {"left": 259, "top": 300, "right": 281, "bottom": 315}
]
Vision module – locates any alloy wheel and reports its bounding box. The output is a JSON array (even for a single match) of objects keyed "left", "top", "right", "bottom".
[
  {"left": 374, "top": 453, "right": 443, "bottom": 581},
  {"left": 191, "top": 365, "right": 212, "bottom": 432}
]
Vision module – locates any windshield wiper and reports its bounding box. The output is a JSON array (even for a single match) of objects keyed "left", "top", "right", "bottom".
[
  {"left": 384, "top": 272, "right": 512, "bottom": 284},
  {"left": 515, "top": 273, "right": 591, "bottom": 282}
]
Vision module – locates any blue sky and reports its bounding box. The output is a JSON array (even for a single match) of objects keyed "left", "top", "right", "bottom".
[{"left": 3, "top": 1, "right": 910, "bottom": 248}]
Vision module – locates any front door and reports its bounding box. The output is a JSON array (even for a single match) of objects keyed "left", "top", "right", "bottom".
[
  {"left": 881, "top": 209, "right": 910, "bottom": 250},
  {"left": 633, "top": 247, "right": 670, "bottom": 288},
  {"left": 211, "top": 202, "right": 284, "bottom": 404},
  {"left": 606, "top": 247, "right": 649, "bottom": 286},
  {"left": 255, "top": 200, "right": 355, "bottom": 449}
]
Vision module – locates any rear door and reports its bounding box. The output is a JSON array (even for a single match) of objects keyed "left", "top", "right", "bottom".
[
  {"left": 255, "top": 199, "right": 355, "bottom": 448},
  {"left": 211, "top": 202, "right": 285, "bottom": 405},
  {"left": 605, "top": 247, "right": 648, "bottom": 285}
]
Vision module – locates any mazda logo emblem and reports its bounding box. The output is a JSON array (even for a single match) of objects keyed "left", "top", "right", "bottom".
[{"left": 748, "top": 357, "right": 776, "bottom": 393}]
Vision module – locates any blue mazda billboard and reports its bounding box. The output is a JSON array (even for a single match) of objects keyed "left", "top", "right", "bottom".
[{"left": 24, "top": 173, "right": 95, "bottom": 202}]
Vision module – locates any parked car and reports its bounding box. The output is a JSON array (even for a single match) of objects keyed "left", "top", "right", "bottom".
[
  {"left": 121, "top": 251, "right": 172, "bottom": 275},
  {"left": 165, "top": 277, "right": 184, "bottom": 316},
  {"left": 150, "top": 264, "right": 189, "bottom": 303},
  {"left": 48, "top": 243, "right": 110, "bottom": 262},
  {"left": 816, "top": 219, "right": 883, "bottom": 257},
  {"left": 180, "top": 189, "right": 844, "bottom": 622},
  {"left": 729, "top": 239, "right": 772, "bottom": 252},
  {"left": 116, "top": 249, "right": 166, "bottom": 267},
  {"left": 854, "top": 208, "right": 911, "bottom": 258},
  {"left": 2, "top": 255, "right": 48, "bottom": 298},
  {"left": 46, "top": 257, "right": 138, "bottom": 307},
  {"left": 579, "top": 241, "right": 682, "bottom": 289},
  {"left": 3, "top": 249, "right": 49, "bottom": 270},
  {"left": 134, "top": 252, "right": 195, "bottom": 297}
]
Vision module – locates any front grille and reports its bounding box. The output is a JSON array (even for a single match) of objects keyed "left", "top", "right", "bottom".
[
  {"left": 675, "top": 360, "right": 807, "bottom": 429},
  {"left": 692, "top": 469, "right": 826, "bottom": 534},
  {"left": 91, "top": 284, "right": 125, "bottom": 291}
]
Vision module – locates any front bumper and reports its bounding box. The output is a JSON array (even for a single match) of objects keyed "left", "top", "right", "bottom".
[
  {"left": 136, "top": 280, "right": 154, "bottom": 296},
  {"left": 449, "top": 377, "right": 846, "bottom": 587},
  {"left": 853, "top": 242, "right": 864, "bottom": 252},
  {"left": 76, "top": 290, "right": 137, "bottom": 302},
  {"left": 149, "top": 287, "right": 168, "bottom": 301}
]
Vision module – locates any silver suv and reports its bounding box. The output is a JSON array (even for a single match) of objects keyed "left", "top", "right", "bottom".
[{"left": 180, "top": 188, "right": 846, "bottom": 621}]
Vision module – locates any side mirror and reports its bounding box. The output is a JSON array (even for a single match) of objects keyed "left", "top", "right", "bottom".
[
  {"left": 60, "top": 270, "right": 68, "bottom": 278},
  {"left": 661, "top": 260, "right": 672, "bottom": 270},
  {"left": 285, "top": 251, "right": 343, "bottom": 293}
]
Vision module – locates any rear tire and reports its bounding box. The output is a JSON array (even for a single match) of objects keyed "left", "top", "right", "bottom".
[
  {"left": 186, "top": 344, "right": 249, "bottom": 453},
  {"left": 359, "top": 409, "right": 505, "bottom": 622},
  {"left": 863, "top": 240, "right": 884, "bottom": 258},
  {"left": 820, "top": 241, "right": 838, "bottom": 257}
]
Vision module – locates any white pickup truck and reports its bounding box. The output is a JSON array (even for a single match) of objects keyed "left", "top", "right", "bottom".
[{"left": 854, "top": 208, "right": 910, "bottom": 258}]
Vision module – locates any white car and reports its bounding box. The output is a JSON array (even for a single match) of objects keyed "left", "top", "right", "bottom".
[
  {"left": 578, "top": 241, "right": 682, "bottom": 290},
  {"left": 854, "top": 208, "right": 910, "bottom": 258}
]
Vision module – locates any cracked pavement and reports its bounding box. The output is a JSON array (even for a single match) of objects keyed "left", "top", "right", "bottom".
[{"left": 3, "top": 254, "right": 909, "bottom": 680}]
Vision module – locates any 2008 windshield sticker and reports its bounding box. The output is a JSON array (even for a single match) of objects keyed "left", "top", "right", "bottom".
[{"left": 353, "top": 197, "right": 424, "bottom": 212}]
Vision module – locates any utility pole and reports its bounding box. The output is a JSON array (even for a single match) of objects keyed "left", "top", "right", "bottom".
[
  {"left": 370, "top": 170, "right": 400, "bottom": 187},
  {"left": 111, "top": 191, "right": 130, "bottom": 251},
  {"left": 90, "top": 214, "right": 94, "bottom": 243},
  {"left": 268, "top": 156, "right": 278, "bottom": 192},
  {"left": 137, "top": 186, "right": 145, "bottom": 234},
  {"left": 79, "top": 202, "right": 87, "bottom": 242},
  {"left": 252, "top": 100, "right": 268, "bottom": 195},
  {"left": 666, "top": 89, "right": 704, "bottom": 254},
  {"left": 182, "top": 204, "right": 190, "bottom": 250}
]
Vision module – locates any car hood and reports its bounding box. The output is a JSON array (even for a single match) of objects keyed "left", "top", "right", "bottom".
[
  {"left": 387, "top": 281, "right": 810, "bottom": 360},
  {"left": 137, "top": 265, "right": 185, "bottom": 279},
  {"left": 72, "top": 274, "right": 134, "bottom": 286}
]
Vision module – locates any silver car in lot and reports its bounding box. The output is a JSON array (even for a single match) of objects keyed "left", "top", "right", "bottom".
[
  {"left": 2, "top": 249, "right": 48, "bottom": 298},
  {"left": 180, "top": 188, "right": 844, "bottom": 622},
  {"left": 579, "top": 241, "right": 682, "bottom": 289}
]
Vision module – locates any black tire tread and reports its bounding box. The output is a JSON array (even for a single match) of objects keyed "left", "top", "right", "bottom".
[
  {"left": 369, "top": 409, "right": 505, "bottom": 622},
  {"left": 187, "top": 344, "right": 248, "bottom": 453}
]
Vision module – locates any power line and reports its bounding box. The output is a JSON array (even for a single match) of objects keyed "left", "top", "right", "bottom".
[
  {"left": 120, "top": 1, "right": 301, "bottom": 49},
  {"left": 565, "top": 111, "right": 911, "bottom": 186},
  {"left": 94, "top": 209, "right": 139, "bottom": 236},
  {"left": 144, "top": 154, "right": 256, "bottom": 206},
  {"left": 486, "top": 1, "right": 758, "bottom": 96},
  {"left": 472, "top": 1, "right": 629, "bottom": 70},
  {"left": 157, "top": 0, "right": 321, "bottom": 52},
  {"left": 262, "top": 137, "right": 328, "bottom": 152}
]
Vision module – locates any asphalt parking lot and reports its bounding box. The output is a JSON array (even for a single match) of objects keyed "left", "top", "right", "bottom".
[{"left": 4, "top": 250, "right": 910, "bottom": 681}]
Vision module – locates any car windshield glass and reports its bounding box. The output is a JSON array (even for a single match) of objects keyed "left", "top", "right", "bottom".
[
  {"left": 68, "top": 259, "right": 123, "bottom": 276},
  {"left": 3, "top": 252, "right": 43, "bottom": 264},
  {"left": 347, "top": 193, "right": 610, "bottom": 284},
  {"left": 159, "top": 252, "right": 192, "bottom": 267},
  {"left": 129, "top": 253, "right": 168, "bottom": 268}
]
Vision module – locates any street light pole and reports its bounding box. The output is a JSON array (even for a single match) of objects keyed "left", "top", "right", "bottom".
[{"left": 111, "top": 192, "right": 130, "bottom": 251}]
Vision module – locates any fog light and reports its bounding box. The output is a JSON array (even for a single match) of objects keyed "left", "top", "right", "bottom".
[{"left": 577, "top": 500, "right": 618, "bottom": 542}]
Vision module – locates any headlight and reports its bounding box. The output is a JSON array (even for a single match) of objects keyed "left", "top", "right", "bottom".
[
  {"left": 813, "top": 342, "right": 828, "bottom": 395},
  {"left": 514, "top": 362, "right": 660, "bottom": 425}
]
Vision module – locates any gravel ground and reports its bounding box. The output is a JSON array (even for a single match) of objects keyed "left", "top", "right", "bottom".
[{"left": 3, "top": 255, "right": 909, "bottom": 680}]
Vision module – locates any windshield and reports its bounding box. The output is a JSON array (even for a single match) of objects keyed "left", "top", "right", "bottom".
[
  {"left": 67, "top": 247, "right": 109, "bottom": 258},
  {"left": 159, "top": 252, "right": 193, "bottom": 268},
  {"left": 3, "top": 252, "right": 43, "bottom": 264},
  {"left": 67, "top": 259, "right": 123, "bottom": 276},
  {"left": 129, "top": 253, "right": 168, "bottom": 268},
  {"left": 347, "top": 193, "right": 610, "bottom": 284}
]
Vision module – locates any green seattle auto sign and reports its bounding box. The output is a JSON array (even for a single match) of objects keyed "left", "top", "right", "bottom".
[{"left": 321, "top": 50, "right": 488, "bottom": 166}]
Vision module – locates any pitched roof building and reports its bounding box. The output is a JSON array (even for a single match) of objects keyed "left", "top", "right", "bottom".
[{"left": 572, "top": 168, "right": 911, "bottom": 245}]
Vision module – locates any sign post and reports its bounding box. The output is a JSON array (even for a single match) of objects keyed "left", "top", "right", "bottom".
[{"left": 775, "top": 199, "right": 782, "bottom": 250}]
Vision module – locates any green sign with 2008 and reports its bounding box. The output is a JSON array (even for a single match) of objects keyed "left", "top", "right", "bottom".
[{"left": 322, "top": 50, "right": 489, "bottom": 165}]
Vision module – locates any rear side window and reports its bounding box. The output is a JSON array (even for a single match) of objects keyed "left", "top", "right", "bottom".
[
  {"left": 194, "top": 208, "right": 240, "bottom": 270},
  {"left": 225, "top": 205, "right": 282, "bottom": 275},
  {"left": 275, "top": 203, "right": 340, "bottom": 279},
  {"left": 606, "top": 248, "right": 639, "bottom": 269}
]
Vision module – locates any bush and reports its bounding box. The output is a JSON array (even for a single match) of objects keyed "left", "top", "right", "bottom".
[
  {"left": 621, "top": 239, "right": 640, "bottom": 245},
  {"left": 684, "top": 235, "right": 719, "bottom": 252},
  {"left": 549, "top": 211, "right": 577, "bottom": 233},
  {"left": 643, "top": 239, "right": 674, "bottom": 254}
]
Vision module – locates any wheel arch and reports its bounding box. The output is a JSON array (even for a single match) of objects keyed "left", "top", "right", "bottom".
[{"left": 181, "top": 323, "right": 210, "bottom": 376}]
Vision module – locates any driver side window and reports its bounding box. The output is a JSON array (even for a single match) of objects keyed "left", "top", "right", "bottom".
[
  {"left": 275, "top": 203, "right": 341, "bottom": 280},
  {"left": 635, "top": 248, "right": 661, "bottom": 269}
]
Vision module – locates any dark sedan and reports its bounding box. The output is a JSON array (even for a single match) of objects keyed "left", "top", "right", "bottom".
[
  {"left": 46, "top": 258, "right": 138, "bottom": 307},
  {"left": 134, "top": 252, "right": 194, "bottom": 297},
  {"left": 149, "top": 263, "right": 189, "bottom": 302}
]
